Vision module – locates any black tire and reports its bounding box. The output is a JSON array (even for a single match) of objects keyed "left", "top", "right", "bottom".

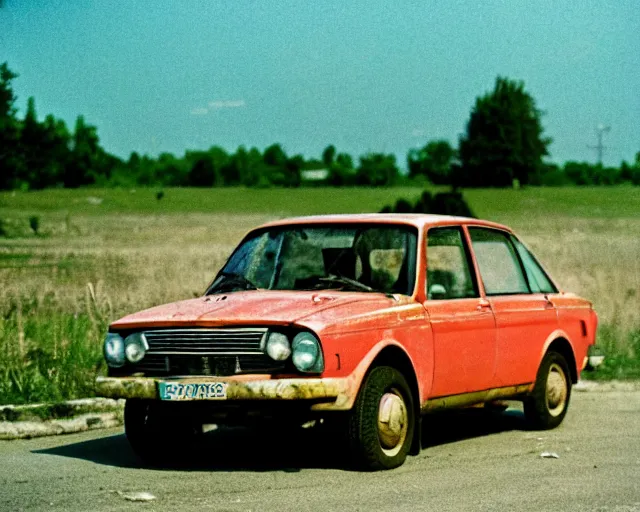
[
  {"left": 524, "top": 351, "right": 572, "bottom": 430},
  {"left": 124, "top": 399, "right": 201, "bottom": 464},
  {"left": 347, "top": 366, "right": 415, "bottom": 470}
]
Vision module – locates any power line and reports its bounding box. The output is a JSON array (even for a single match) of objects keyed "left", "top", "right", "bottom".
[{"left": 587, "top": 124, "right": 610, "bottom": 166}]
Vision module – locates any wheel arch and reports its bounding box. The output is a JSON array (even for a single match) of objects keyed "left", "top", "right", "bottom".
[
  {"left": 369, "top": 345, "right": 422, "bottom": 456},
  {"left": 545, "top": 337, "right": 578, "bottom": 384},
  {"left": 370, "top": 345, "right": 420, "bottom": 408}
]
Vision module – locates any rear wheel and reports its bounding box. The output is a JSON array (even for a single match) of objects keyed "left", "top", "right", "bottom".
[
  {"left": 347, "top": 366, "right": 415, "bottom": 470},
  {"left": 524, "top": 351, "right": 572, "bottom": 430}
]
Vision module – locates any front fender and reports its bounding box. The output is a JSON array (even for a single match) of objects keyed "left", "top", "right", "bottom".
[{"left": 314, "top": 338, "right": 425, "bottom": 411}]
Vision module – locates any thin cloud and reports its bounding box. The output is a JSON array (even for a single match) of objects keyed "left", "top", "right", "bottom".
[
  {"left": 208, "top": 99, "right": 246, "bottom": 109},
  {"left": 411, "top": 128, "right": 426, "bottom": 137},
  {"left": 190, "top": 107, "right": 209, "bottom": 116}
]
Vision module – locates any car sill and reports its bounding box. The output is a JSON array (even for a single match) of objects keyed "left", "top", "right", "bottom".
[{"left": 422, "top": 384, "right": 533, "bottom": 412}]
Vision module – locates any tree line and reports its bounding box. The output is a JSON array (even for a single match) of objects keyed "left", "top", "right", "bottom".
[{"left": 1, "top": 62, "right": 639, "bottom": 191}]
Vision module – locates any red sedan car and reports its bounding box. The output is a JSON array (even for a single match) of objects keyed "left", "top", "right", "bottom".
[{"left": 96, "top": 214, "right": 600, "bottom": 470}]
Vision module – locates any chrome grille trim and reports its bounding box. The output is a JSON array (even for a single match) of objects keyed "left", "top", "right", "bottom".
[{"left": 142, "top": 327, "right": 267, "bottom": 355}]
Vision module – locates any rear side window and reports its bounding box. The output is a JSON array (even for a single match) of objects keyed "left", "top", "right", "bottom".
[
  {"left": 426, "top": 227, "right": 478, "bottom": 299},
  {"left": 468, "top": 228, "right": 529, "bottom": 295},
  {"left": 512, "top": 237, "right": 557, "bottom": 294}
]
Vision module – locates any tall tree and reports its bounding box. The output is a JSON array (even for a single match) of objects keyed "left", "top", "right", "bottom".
[
  {"left": 0, "top": 62, "right": 22, "bottom": 189},
  {"left": 62, "top": 116, "right": 99, "bottom": 187},
  {"left": 322, "top": 144, "right": 336, "bottom": 167},
  {"left": 407, "top": 139, "right": 456, "bottom": 184},
  {"left": 20, "top": 97, "right": 62, "bottom": 188},
  {"left": 456, "top": 76, "right": 551, "bottom": 187}
]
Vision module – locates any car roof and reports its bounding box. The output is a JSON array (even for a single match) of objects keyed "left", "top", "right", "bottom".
[{"left": 257, "top": 213, "right": 512, "bottom": 232}]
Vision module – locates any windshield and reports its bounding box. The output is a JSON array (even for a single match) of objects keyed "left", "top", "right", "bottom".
[{"left": 207, "top": 224, "right": 418, "bottom": 295}]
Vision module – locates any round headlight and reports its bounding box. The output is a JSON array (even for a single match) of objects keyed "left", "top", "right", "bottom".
[
  {"left": 104, "top": 333, "right": 125, "bottom": 367},
  {"left": 124, "top": 332, "right": 147, "bottom": 363},
  {"left": 292, "top": 332, "right": 324, "bottom": 373},
  {"left": 265, "top": 332, "right": 291, "bottom": 361}
]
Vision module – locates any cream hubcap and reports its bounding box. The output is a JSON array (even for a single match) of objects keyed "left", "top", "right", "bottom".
[
  {"left": 546, "top": 362, "right": 568, "bottom": 417},
  {"left": 378, "top": 391, "right": 408, "bottom": 456}
]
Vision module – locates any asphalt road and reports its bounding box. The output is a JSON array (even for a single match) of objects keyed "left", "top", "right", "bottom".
[{"left": 1, "top": 391, "right": 639, "bottom": 512}]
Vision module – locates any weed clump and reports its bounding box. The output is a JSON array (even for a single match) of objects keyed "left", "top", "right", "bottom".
[{"left": 29, "top": 216, "right": 40, "bottom": 235}]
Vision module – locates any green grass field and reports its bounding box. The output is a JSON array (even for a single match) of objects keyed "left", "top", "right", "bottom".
[
  {"left": 1, "top": 185, "right": 638, "bottom": 404},
  {"left": 2, "top": 185, "right": 638, "bottom": 219}
]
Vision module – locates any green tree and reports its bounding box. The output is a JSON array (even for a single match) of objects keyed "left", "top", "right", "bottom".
[
  {"left": 284, "top": 154, "right": 303, "bottom": 187},
  {"left": 244, "top": 147, "right": 264, "bottom": 186},
  {"left": 186, "top": 152, "right": 215, "bottom": 187},
  {"left": 328, "top": 152, "right": 356, "bottom": 186},
  {"left": 21, "top": 99, "right": 72, "bottom": 189},
  {"left": 63, "top": 116, "right": 103, "bottom": 187},
  {"left": 322, "top": 144, "right": 336, "bottom": 167},
  {"left": 356, "top": 153, "right": 398, "bottom": 186},
  {"left": 263, "top": 143, "right": 287, "bottom": 168},
  {"left": 263, "top": 144, "right": 297, "bottom": 186},
  {"left": 456, "top": 76, "right": 551, "bottom": 187},
  {"left": 563, "top": 161, "right": 593, "bottom": 185},
  {"left": 630, "top": 152, "right": 640, "bottom": 186},
  {"left": 185, "top": 146, "right": 228, "bottom": 187},
  {"left": 407, "top": 139, "right": 456, "bottom": 184},
  {"left": 533, "top": 162, "right": 570, "bottom": 186},
  {"left": 154, "top": 152, "right": 188, "bottom": 186},
  {"left": 41, "top": 115, "right": 71, "bottom": 186},
  {"left": 336, "top": 152, "right": 353, "bottom": 170},
  {"left": 0, "top": 62, "right": 23, "bottom": 189},
  {"left": 220, "top": 146, "right": 246, "bottom": 185}
]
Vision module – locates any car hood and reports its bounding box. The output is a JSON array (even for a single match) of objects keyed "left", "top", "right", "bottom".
[{"left": 109, "top": 290, "right": 415, "bottom": 332}]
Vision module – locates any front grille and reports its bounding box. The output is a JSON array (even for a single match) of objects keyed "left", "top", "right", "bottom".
[
  {"left": 144, "top": 327, "right": 267, "bottom": 354},
  {"left": 127, "top": 327, "right": 285, "bottom": 377}
]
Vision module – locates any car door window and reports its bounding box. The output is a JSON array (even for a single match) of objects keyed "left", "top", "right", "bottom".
[
  {"left": 426, "top": 227, "right": 478, "bottom": 299},
  {"left": 511, "top": 236, "right": 557, "bottom": 294},
  {"left": 468, "top": 228, "right": 529, "bottom": 295}
]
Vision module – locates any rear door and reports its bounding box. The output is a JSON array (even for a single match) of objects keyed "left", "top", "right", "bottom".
[
  {"left": 424, "top": 226, "right": 496, "bottom": 397},
  {"left": 467, "top": 228, "right": 559, "bottom": 387}
]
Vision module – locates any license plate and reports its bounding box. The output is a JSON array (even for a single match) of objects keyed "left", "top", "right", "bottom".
[{"left": 158, "top": 381, "right": 228, "bottom": 401}]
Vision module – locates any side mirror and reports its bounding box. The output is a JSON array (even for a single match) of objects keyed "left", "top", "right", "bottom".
[{"left": 428, "top": 283, "right": 447, "bottom": 300}]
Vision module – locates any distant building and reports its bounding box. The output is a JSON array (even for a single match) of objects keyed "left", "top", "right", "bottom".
[{"left": 300, "top": 169, "right": 330, "bottom": 185}]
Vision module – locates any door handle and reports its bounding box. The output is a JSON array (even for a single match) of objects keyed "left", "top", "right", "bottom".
[
  {"left": 544, "top": 295, "right": 555, "bottom": 309},
  {"left": 476, "top": 299, "right": 491, "bottom": 311}
]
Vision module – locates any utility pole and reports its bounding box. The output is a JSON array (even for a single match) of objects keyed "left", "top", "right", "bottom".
[{"left": 588, "top": 124, "right": 610, "bottom": 166}]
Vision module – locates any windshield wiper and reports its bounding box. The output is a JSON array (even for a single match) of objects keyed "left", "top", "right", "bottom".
[
  {"left": 207, "top": 272, "right": 258, "bottom": 294},
  {"left": 317, "top": 274, "right": 376, "bottom": 293}
]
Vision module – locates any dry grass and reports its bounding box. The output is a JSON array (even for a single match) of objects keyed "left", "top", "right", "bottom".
[{"left": 0, "top": 187, "right": 638, "bottom": 403}]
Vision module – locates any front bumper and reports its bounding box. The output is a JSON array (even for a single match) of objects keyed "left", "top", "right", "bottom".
[{"left": 95, "top": 375, "right": 355, "bottom": 411}]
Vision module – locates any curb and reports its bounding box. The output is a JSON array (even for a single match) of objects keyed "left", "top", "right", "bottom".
[
  {"left": 573, "top": 379, "right": 640, "bottom": 392},
  {"left": 0, "top": 412, "right": 123, "bottom": 440},
  {"left": 0, "top": 398, "right": 124, "bottom": 441}
]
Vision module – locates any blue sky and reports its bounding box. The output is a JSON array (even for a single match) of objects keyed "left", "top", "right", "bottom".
[{"left": 2, "top": 0, "right": 639, "bottom": 168}]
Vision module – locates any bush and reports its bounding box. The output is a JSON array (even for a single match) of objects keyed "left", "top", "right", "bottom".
[
  {"left": 380, "top": 190, "right": 475, "bottom": 217},
  {"left": 583, "top": 325, "right": 640, "bottom": 380}
]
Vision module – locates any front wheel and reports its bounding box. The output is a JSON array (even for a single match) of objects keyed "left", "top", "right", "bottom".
[
  {"left": 524, "top": 351, "right": 572, "bottom": 430},
  {"left": 347, "top": 366, "right": 415, "bottom": 470}
]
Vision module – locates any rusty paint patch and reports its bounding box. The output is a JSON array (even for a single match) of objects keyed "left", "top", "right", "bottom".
[
  {"left": 95, "top": 376, "right": 356, "bottom": 410},
  {"left": 422, "top": 384, "right": 532, "bottom": 412}
]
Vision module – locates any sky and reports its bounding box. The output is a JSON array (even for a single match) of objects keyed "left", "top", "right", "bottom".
[{"left": 2, "top": 0, "right": 639, "bottom": 168}]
